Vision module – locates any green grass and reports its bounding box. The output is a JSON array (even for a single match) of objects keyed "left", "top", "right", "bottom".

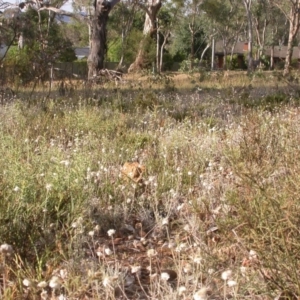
[{"left": 0, "top": 72, "right": 300, "bottom": 299}]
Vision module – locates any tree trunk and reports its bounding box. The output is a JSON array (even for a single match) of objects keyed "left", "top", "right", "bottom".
[
  {"left": 283, "top": 7, "right": 300, "bottom": 76},
  {"left": 159, "top": 31, "right": 170, "bottom": 73},
  {"left": 284, "top": 29, "right": 295, "bottom": 76},
  {"left": 128, "top": 0, "right": 162, "bottom": 73},
  {"left": 190, "top": 30, "right": 195, "bottom": 70},
  {"left": 243, "top": 0, "right": 253, "bottom": 73},
  {"left": 222, "top": 37, "right": 228, "bottom": 70},
  {"left": 87, "top": 0, "right": 120, "bottom": 79},
  {"left": 270, "top": 45, "right": 274, "bottom": 70}
]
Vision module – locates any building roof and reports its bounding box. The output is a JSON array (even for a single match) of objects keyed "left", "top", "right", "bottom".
[
  {"left": 215, "top": 41, "right": 247, "bottom": 55},
  {"left": 75, "top": 47, "right": 89, "bottom": 59},
  {"left": 215, "top": 41, "right": 300, "bottom": 60}
]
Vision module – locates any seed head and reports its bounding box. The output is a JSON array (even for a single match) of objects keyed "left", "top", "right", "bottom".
[
  {"left": 221, "top": 270, "right": 232, "bottom": 281},
  {"left": 23, "top": 278, "right": 33, "bottom": 287},
  {"left": 147, "top": 249, "right": 157, "bottom": 257},
  {"left": 0, "top": 243, "right": 13, "bottom": 256},
  {"left": 49, "top": 276, "right": 62, "bottom": 290},
  {"left": 107, "top": 229, "right": 116, "bottom": 237},
  {"left": 193, "top": 287, "right": 208, "bottom": 300},
  {"left": 160, "top": 272, "right": 170, "bottom": 281},
  {"left": 37, "top": 281, "right": 48, "bottom": 288},
  {"left": 227, "top": 280, "right": 237, "bottom": 287}
]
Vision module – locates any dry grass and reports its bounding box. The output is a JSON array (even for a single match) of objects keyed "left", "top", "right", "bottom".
[{"left": 0, "top": 71, "right": 300, "bottom": 299}]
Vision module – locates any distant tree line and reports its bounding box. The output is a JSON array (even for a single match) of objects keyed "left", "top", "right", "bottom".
[{"left": 1, "top": 0, "right": 300, "bottom": 81}]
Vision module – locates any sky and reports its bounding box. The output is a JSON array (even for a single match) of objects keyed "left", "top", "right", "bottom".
[{"left": 2, "top": 0, "right": 73, "bottom": 11}]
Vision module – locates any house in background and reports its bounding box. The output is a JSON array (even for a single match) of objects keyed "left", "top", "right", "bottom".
[
  {"left": 74, "top": 47, "right": 90, "bottom": 60},
  {"left": 214, "top": 41, "right": 300, "bottom": 69},
  {"left": 215, "top": 41, "right": 248, "bottom": 69}
]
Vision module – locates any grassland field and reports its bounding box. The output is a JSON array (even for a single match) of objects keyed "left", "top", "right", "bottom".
[{"left": 0, "top": 70, "right": 300, "bottom": 300}]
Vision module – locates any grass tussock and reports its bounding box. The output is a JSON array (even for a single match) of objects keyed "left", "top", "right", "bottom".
[{"left": 0, "top": 72, "right": 300, "bottom": 299}]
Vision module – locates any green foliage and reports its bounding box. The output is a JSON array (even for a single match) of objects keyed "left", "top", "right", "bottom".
[
  {"left": 107, "top": 28, "right": 144, "bottom": 63},
  {"left": 179, "top": 58, "right": 200, "bottom": 72},
  {"left": 169, "top": 18, "right": 206, "bottom": 61},
  {"left": 2, "top": 8, "right": 76, "bottom": 83},
  {"left": 225, "top": 54, "right": 246, "bottom": 70},
  {"left": 63, "top": 20, "right": 89, "bottom": 47}
]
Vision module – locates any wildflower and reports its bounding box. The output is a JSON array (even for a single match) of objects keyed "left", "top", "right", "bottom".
[
  {"left": 193, "top": 256, "right": 202, "bottom": 264},
  {"left": 131, "top": 265, "right": 141, "bottom": 274},
  {"left": 45, "top": 183, "right": 53, "bottom": 191},
  {"left": 183, "top": 263, "right": 192, "bottom": 273},
  {"left": 0, "top": 243, "right": 13, "bottom": 256},
  {"left": 160, "top": 272, "right": 170, "bottom": 281},
  {"left": 147, "top": 249, "right": 157, "bottom": 257},
  {"left": 103, "top": 276, "right": 111, "bottom": 288},
  {"left": 49, "top": 276, "right": 62, "bottom": 290},
  {"left": 188, "top": 171, "right": 193, "bottom": 176},
  {"left": 107, "top": 229, "right": 116, "bottom": 237},
  {"left": 88, "top": 231, "right": 95, "bottom": 237},
  {"left": 176, "top": 243, "right": 187, "bottom": 252},
  {"left": 177, "top": 203, "right": 184, "bottom": 211},
  {"left": 60, "top": 160, "right": 70, "bottom": 167},
  {"left": 71, "top": 222, "right": 78, "bottom": 228},
  {"left": 178, "top": 286, "right": 187, "bottom": 295},
  {"left": 104, "top": 247, "right": 113, "bottom": 256},
  {"left": 37, "top": 281, "right": 48, "bottom": 288},
  {"left": 249, "top": 250, "right": 258, "bottom": 260},
  {"left": 96, "top": 249, "right": 103, "bottom": 257},
  {"left": 183, "top": 224, "right": 190, "bottom": 231},
  {"left": 23, "top": 278, "right": 33, "bottom": 287},
  {"left": 221, "top": 270, "right": 232, "bottom": 281},
  {"left": 41, "top": 290, "right": 48, "bottom": 300},
  {"left": 60, "top": 269, "right": 68, "bottom": 280},
  {"left": 227, "top": 280, "right": 237, "bottom": 287},
  {"left": 13, "top": 186, "right": 20, "bottom": 192},
  {"left": 193, "top": 287, "right": 208, "bottom": 300},
  {"left": 162, "top": 218, "right": 169, "bottom": 226}
]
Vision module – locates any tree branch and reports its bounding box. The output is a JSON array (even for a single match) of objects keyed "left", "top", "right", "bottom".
[
  {"left": 134, "top": 1, "right": 152, "bottom": 19},
  {"left": 38, "top": 7, "right": 87, "bottom": 22}
]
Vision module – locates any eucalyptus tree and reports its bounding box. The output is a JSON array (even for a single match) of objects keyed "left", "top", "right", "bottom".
[
  {"left": 108, "top": 2, "right": 140, "bottom": 69},
  {"left": 128, "top": 0, "right": 163, "bottom": 72},
  {"left": 201, "top": 0, "right": 244, "bottom": 69},
  {"left": 186, "top": 0, "right": 203, "bottom": 69},
  {"left": 242, "top": 0, "right": 254, "bottom": 71},
  {"left": 267, "top": 4, "right": 288, "bottom": 69},
  {"left": 270, "top": 0, "right": 300, "bottom": 75},
  {"left": 156, "top": 0, "right": 183, "bottom": 72},
  {"left": 252, "top": 0, "right": 269, "bottom": 59}
]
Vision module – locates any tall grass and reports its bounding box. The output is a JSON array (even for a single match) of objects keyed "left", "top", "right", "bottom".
[{"left": 0, "top": 72, "right": 300, "bottom": 299}]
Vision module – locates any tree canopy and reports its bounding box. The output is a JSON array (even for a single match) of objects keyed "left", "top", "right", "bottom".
[{"left": 1, "top": 0, "right": 300, "bottom": 77}]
